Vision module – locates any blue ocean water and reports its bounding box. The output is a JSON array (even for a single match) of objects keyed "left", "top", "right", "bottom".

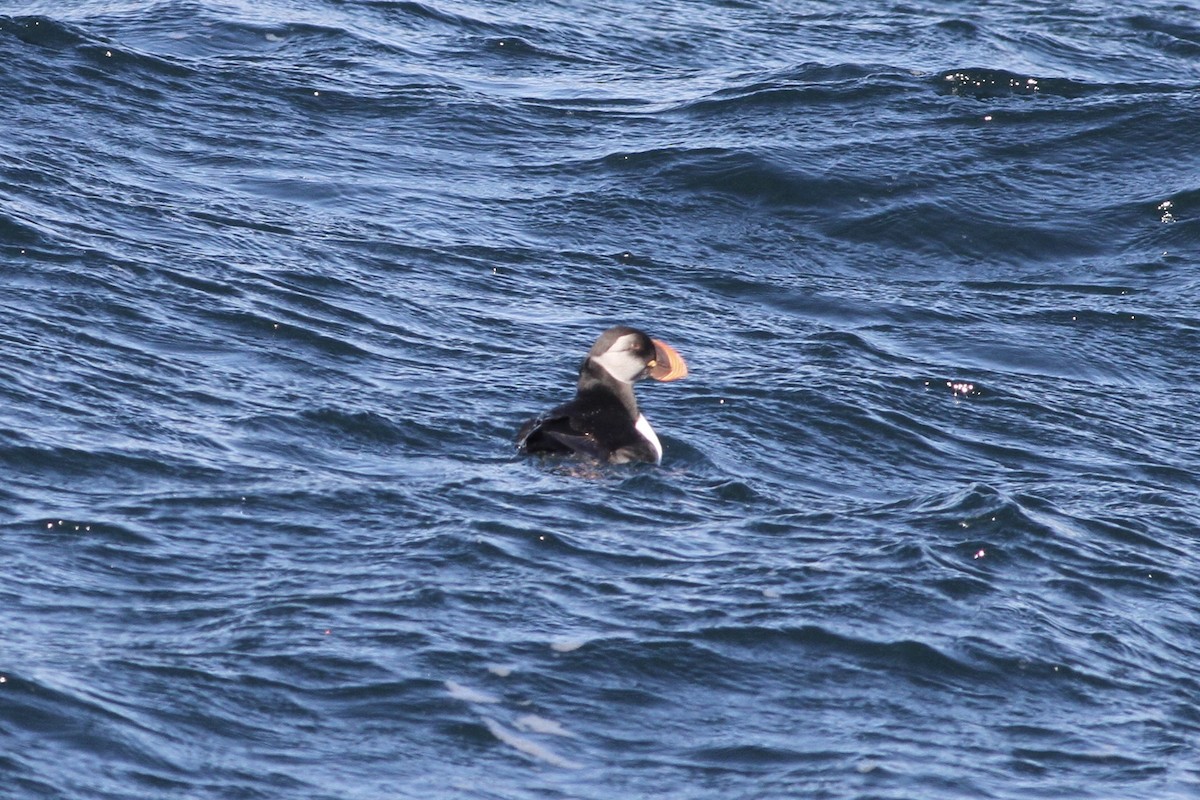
[{"left": 2, "top": 0, "right": 1199, "bottom": 797}]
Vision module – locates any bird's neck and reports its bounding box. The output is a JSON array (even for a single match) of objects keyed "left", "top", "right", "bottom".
[{"left": 577, "top": 358, "right": 639, "bottom": 418}]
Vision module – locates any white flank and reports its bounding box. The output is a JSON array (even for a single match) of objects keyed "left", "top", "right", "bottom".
[{"left": 634, "top": 413, "right": 663, "bottom": 464}]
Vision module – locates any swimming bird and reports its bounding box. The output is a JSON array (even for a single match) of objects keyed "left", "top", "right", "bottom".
[{"left": 516, "top": 326, "right": 688, "bottom": 464}]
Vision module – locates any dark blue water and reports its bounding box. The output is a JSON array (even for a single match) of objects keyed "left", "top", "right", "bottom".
[{"left": 3, "top": 1, "right": 1199, "bottom": 797}]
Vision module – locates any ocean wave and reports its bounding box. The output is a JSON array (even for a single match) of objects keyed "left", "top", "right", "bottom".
[{"left": 4, "top": 1, "right": 1200, "bottom": 798}]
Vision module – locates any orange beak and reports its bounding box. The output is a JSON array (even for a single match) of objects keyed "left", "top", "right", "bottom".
[{"left": 648, "top": 339, "right": 688, "bottom": 382}]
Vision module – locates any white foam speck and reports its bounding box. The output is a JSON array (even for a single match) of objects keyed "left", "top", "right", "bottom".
[
  {"left": 482, "top": 717, "right": 581, "bottom": 769},
  {"left": 551, "top": 638, "right": 585, "bottom": 653},
  {"left": 486, "top": 664, "right": 514, "bottom": 678},
  {"left": 445, "top": 681, "right": 498, "bottom": 704}
]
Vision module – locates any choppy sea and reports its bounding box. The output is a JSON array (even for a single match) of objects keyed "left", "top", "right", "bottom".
[{"left": 2, "top": 1, "right": 1199, "bottom": 798}]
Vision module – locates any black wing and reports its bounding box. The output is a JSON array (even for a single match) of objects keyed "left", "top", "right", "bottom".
[{"left": 516, "top": 401, "right": 608, "bottom": 461}]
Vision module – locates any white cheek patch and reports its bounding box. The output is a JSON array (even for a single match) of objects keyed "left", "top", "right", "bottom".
[
  {"left": 593, "top": 334, "right": 645, "bottom": 383},
  {"left": 634, "top": 413, "right": 663, "bottom": 464}
]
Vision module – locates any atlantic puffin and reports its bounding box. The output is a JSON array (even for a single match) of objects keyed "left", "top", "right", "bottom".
[{"left": 516, "top": 326, "right": 689, "bottom": 464}]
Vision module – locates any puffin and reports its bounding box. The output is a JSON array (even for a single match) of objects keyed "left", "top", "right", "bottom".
[{"left": 516, "top": 326, "right": 689, "bottom": 464}]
